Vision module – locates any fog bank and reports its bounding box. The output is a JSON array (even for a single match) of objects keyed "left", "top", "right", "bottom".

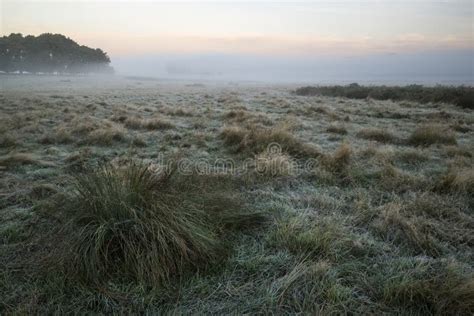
[{"left": 113, "top": 50, "right": 474, "bottom": 85}]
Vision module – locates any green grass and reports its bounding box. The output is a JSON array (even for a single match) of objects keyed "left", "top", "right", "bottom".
[{"left": 57, "top": 161, "right": 265, "bottom": 286}]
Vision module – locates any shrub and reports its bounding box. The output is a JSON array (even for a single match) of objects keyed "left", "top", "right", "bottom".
[{"left": 59, "top": 161, "right": 264, "bottom": 286}]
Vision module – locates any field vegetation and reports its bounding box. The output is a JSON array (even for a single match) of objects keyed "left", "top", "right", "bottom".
[
  {"left": 295, "top": 83, "right": 474, "bottom": 109},
  {"left": 0, "top": 76, "right": 473, "bottom": 314}
]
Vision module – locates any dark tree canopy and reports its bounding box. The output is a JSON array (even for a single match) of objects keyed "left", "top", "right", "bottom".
[{"left": 0, "top": 33, "right": 113, "bottom": 74}]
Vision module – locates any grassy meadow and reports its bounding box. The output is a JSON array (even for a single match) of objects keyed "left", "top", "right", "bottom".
[{"left": 0, "top": 76, "right": 473, "bottom": 314}]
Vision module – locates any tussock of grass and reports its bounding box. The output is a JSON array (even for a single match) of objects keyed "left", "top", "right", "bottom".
[
  {"left": 162, "top": 107, "right": 194, "bottom": 117},
  {"left": 223, "top": 110, "right": 274, "bottom": 127},
  {"left": 376, "top": 165, "right": 425, "bottom": 192},
  {"left": 435, "top": 168, "right": 474, "bottom": 195},
  {"left": 0, "top": 153, "right": 53, "bottom": 168},
  {"left": 125, "top": 117, "right": 174, "bottom": 130},
  {"left": 375, "top": 203, "right": 442, "bottom": 256},
  {"left": 356, "top": 128, "right": 397, "bottom": 143},
  {"left": 321, "top": 143, "right": 351, "bottom": 174},
  {"left": 341, "top": 162, "right": 425, "bottom": 192},
  {"left": 444, "top": 146, "right": 472, "bottom": 158},
  {"left": 393, "top": 148, "right": 429, "bottom": 165},
  {"left": 255, "top": 149, "right": 294, "bottom": 177},
  {"left": 326, "top": 124, "right": 347, "bottom": 135},
  {"left": 269, "top": 216, "right": 371, "bottom": 261},
  {"left": 131, "top": 136, "right": 147, "bottom": 147},
  {"left": 452, "top": 123, "right": 470, "bottom": 133},
  {"left": 40, "top": 127, "right": 73, "bottom": 144},
  {"left": 370, "top": 195, "right": 473, "bottom": 257},
  {"left": 69, "top": 117, "right": 101, "bottom": 135},
  {"left": 84, "top": 125, "right": 126, "bottom": 145},
  {"left": 0, "top": 134, "right": 16, "bottom": 148},
  {"left": 58, "top": 161, "right": 264, "bottom": 286},
  {"left": 220, "top": 125, "right": 320, "bottom": 158},
  {"left": 408, "top": 125, "right": 457, "bottom": 146},
  {"left": 270, "top": 260, "right": 354, "bottom": 314},
  {"left": 380, "top": 259, "right": 474, "bottom": 315},
  {"left": 223, "top": 110, "right": 250, "bottom": 122}
]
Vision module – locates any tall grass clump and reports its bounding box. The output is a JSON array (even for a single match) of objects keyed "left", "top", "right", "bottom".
[
  {"left": 60, "top": 161, "right": 264, "bottom": 286},
  {"left": 220, "top": 125, "right": 320, "bottom": 158},
  {"left": 408, "top": 125, "right": 457, "bottom": 146},
  {"left": 356, "top": 128, "right": 397, "bottom": 143}
]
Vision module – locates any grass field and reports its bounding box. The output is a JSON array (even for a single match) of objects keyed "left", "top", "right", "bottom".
[{"left": 1, "top": 76, "right": 473, "bottom": 314}]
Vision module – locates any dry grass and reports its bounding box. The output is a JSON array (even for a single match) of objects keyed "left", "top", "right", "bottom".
[
  {"left": 393, "top": 148, "right": 429, "bottom": 165},
  {"left": 408, "top": 125, "right": 457, "bottom": 146},
  {"left": 0, "top": 134, "right": 16, "bottom": 148},
  {"left": 375, "top": 203, "right": 441, "bottom": 256},
  {"left": 220, "top": 125, "right": 320, "bottom": 158},
  {"left": 255, "top": 149, "right": 294, "bottom": 177},
  {"left": 125, "top": 116, "right": 174, "bottom": 130},
  {"left": 356, "top": 128, "right": 397, "bottom": 143},
  {"left": 223, "top": 110, "right": 251, "bottom": 122},
  {"left": 40, "top": 127, "right": 73, "bottom": 144},
  {"left": 436, "top": 168, "right": 474, "bottom": 195},
  {"left": 269, "top": 214, "right": 372, "bottom": 264},
  {"left": 321, "top": 143, "right": 352, "bottom": 173},
  {"left": 1, "top": 79, "right": 473, "bottom": 315},
  {"left": 326, "top": 124, "right": 348, "bottom": 135},
  {"left": 0, "top": 153, "right": 55, "bottom": 169},
  {"left": 84, "top": 125, "right": 127, "bottom": 145}
]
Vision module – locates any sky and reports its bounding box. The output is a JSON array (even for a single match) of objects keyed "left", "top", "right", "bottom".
[{"left": 1, "top": 0, "right": 473, "bottom": 83}]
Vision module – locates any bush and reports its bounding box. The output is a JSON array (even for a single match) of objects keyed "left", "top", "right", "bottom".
[
  {"left": 294, "top": 84, "right": 474, "bottom": 109},
  {"left": 60, "top": 161, "right": 264, "bottom": 286}
]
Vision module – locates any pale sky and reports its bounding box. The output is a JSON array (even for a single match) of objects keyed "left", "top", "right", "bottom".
[
  {"left": 1, "top": 0, "right": 473, "bottom": 83},
  {"left": 1, "top": 0, "right": 473, "bottom": 56}
]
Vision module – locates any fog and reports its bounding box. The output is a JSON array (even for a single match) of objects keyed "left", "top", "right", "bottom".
[{"left": 112, "top": 50, "right": 474, "bottom": 85}]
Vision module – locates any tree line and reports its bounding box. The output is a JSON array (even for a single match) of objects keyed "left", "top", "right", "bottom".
[{"left": 0, "top": 33, "right": 113, "bottom": 74}]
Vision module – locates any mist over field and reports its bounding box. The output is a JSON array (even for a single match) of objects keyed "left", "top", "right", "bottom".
[{"left": 113, "top": 49, "right": 474, "bottom": 85}]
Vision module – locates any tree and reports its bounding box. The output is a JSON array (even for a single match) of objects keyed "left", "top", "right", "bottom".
[{"left": 0, "top": 33, "right": 113, "bottom": 74}]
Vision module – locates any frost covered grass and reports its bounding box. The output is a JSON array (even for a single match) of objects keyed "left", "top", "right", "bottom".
[{"left": 0, "top": 76, "right": 472, "bottom": 314}]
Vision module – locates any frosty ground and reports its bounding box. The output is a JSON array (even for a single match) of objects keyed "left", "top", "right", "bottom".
[{"left": 0, "top": 75, "right": 473, "bottom": 314}]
